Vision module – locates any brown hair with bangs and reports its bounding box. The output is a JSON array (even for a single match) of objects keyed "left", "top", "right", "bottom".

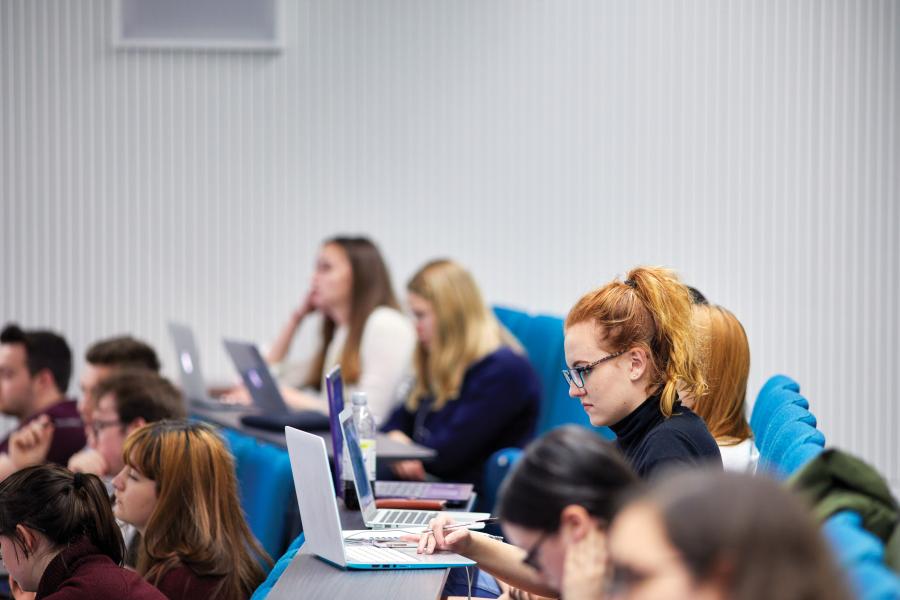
[
  {"left": 305, "top": 236, "right": 400, "bottom": 387},
  {"left": 123, "top": 421, "right": 270, "bottom": 600},
  {"left": 565, "top": 266, "right": 706, "bottom": 417}
]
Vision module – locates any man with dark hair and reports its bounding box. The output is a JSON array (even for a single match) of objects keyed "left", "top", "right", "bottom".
[
  {"left": 86, "top": 369, "right": 186, "bottom": 477},
  {"left": 0, "top": 324, "right": 85, "bottom": 480},
  {"left": 79, "top": 336, "right": 161, "bottom": 428},
  {"left": 12, "top": 334, "right": 163, "bottom": 475}
]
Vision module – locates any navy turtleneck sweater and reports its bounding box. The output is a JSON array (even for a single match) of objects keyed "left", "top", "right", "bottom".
[{"left": 611, "top": 392, "right": 722, "bottom": 478}]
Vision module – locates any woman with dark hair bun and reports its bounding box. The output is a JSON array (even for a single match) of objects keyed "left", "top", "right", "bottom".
[
  {"left": 415, "top": 426, "right": 638, "bottom": 598},
  {"left": 0, "top": 464, "right": 164, "bottom": 599}
]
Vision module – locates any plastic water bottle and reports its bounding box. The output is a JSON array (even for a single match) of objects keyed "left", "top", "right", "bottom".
[{"left": 343, "top": 391, "right": 377, "bottom": 509}]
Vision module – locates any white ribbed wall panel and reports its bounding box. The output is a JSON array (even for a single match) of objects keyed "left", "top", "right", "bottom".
[{"left": 2, "top": 0, "right": 898, "bottom": 490}]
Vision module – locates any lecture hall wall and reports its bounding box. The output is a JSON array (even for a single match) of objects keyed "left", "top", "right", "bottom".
[{"left": 2, "top": 0, "right": 898, "bottom": 492}]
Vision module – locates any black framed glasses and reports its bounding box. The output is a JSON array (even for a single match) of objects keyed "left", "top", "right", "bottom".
[
  {"left": 562, "top": 351, "right": 625, "bottom": 389},
  {"left": 522, "top": 531, "right": 551, "bottom": 570}
]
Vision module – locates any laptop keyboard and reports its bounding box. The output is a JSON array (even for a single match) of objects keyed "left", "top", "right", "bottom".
[
  {"left": 380, "top": 510, "right": 438, "bottom": 525},
  {"left": 376, "top": 482, "right": 422, "bottom": 497}
]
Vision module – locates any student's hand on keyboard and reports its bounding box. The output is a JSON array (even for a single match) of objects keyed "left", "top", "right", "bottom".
[{"left": 412, "top": 515, "right": 473, "bottom": 556}]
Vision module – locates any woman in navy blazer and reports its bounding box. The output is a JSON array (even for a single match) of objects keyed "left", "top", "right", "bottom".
[{"left": 382, "top": 259, "right": 541, "bottom": 487}]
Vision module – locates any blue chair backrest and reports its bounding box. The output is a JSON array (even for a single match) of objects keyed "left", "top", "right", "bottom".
[
  {"left": 220, "top": 428, "right": 295, "bottom": 560},
  {"left": 750, "top": 374, "right": 805, "bottom": 437},
  {"left": 782, "top": 441, "right": 825, "bottom": 475},
  {"left": 493, "top": 306, "right": 614, "bottom": 438},
  {"left": 763, "top": 420, "right": 825, "bottom": 477},
  {"left": 823, "top": 511, "right": 900, "bottom": 600}
]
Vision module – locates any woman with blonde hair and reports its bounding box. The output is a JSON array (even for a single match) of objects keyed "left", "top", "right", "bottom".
[
  {"left": 111, "top": 421, "right": 270, "bottom": 600},
  {"left": 265, "top": 236, "right": 416, "bottom": 421},
  {"left": 682, "top": 304, "right": 758, "bottom": 472},
  {"left": 563, "top": 266, "right": 720, "bottom": 477},
  {"left": 382, "top": 259, "right": 540, "bottom": 486}
]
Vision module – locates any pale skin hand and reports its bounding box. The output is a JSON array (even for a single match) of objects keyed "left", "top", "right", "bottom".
[
  {"left": 561, "top": 526, "right": 608, "bottom": 600},
  {"left": 267, "top": 289, "right": 317, "bottom": 364},
  {"left": 386, "top": 430, "right": 427, "bottom": 479},
  {"left": 67, "top": 447, "right": 108, "bottom": 475},
  {"left": 9, "top": 415, "right": 54, "bottom": 469},
  {"left": 409, "top": 515, "right": 559, "bottom": 598}
]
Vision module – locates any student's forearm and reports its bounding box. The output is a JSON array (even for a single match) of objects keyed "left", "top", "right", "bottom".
[
  {"left": 267, "top": 316, "right": 303, "bottom": 363},
  {"left": 465, "top": 535, "right": 559, "bottom": 598}
]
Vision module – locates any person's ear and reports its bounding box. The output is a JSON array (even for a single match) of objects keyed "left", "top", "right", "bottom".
[
  {"left": 32, "top": 369, "right": 56, "bottom": 394},
  {"left": 125, "top": 417, "right": 147, "bottom": 436},
  {"left": 627, "top": 347, "right": 648, "bottom": 381},
  {"left": 15, "top": 524, "right": 39, "bottom": 556},
  {"left": 559, "top": 505, "right": 595, "bottom": 543}
]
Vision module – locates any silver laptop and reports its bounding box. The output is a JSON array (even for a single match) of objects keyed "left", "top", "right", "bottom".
[
  {"left": 168, "top": 322, "right": 247, "bottom": 411},
  {"left": 284, "top": 426, "right": 475, "bottom": 570},
  {"left": 339, "top": 408, "right": 491, "bottom": 529}
]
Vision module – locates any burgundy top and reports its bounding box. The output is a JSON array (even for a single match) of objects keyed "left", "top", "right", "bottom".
[
  {"left": 155, "top": 564, "right": 225, "bottom": 600},
  {"left": 0, "top": 398, "right": 86, "bottom": 465},
  {"left": 36, "top": 538, "right": 166, "bottom": 600}
]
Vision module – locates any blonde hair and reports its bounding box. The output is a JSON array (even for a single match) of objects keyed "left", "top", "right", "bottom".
[
  {"left": 407, "top": 259, "right": 520, "bottom": 411},
  {"left": 690, "top": 305, "right": 752, "bottom": 443},
  {"left": 124, "top": 421, "right": 270, "bottom": 600},
  {"left": 565, "top": 266, "right": 706, "bottom": 418}
]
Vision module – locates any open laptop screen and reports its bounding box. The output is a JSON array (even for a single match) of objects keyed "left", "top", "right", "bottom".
[
  {"left": 340, "top": 408, "right": 376, "bottom": 518},
  {"left": 325, "top": 365, "right": 345, "bottom": 495}
]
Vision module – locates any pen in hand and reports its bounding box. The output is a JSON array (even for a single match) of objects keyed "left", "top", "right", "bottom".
[{"left": 420, "top": 517, "right": 499, "bottom": 537}]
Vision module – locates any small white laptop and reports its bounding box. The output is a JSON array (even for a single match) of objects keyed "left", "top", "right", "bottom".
[
  {"left": 284, "top": 426, "right": 475, "bottom": 570},
  {"left": 339, "top": 408, "right": 491, "bottom": 529}
]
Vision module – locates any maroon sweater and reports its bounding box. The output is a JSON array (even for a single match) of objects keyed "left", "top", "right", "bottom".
[
  {"left": 0, "top": 398, "right": 86, "bottom": 466},
  {"left": 35, "top": 538, "right": 165, "bottom": 600},
  {"left": 154, "top": 564, "right": 225, "bottom": 600}
]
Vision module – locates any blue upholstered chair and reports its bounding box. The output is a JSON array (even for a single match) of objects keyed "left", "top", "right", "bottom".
[
  {"left": 750, "top": 374, "right": 805, "bottom": 440},
  {"left": 220, "top": 428, "right": 295, "bottom": 560},
  {"left": 480, "top": 307, "right": 615, "bottom": 512},
  {"left": 764, "top": 420, "right": 825, "bottom": 478},
  {"left": 823, "top": 511, "right": 900, "bottom": 600},
  {"left": 782, "top": 441, "right": 825, "bottom": 475}
]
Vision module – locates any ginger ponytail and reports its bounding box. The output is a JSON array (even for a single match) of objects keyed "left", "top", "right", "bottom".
[{"left": 566, "top": 266, "right": 705, "bottom": 417}]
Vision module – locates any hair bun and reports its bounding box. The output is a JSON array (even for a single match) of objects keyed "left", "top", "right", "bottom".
[
  {"left": 73, "top": 472, "right": 84, "bottom": 489},
  {"left": 624, "top": 279, "right": 637, "bottom": 288}
]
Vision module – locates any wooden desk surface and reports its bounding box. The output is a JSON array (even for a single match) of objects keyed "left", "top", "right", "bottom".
[{"left": 191, "top": 405, "right": 437, "bottom": 461}]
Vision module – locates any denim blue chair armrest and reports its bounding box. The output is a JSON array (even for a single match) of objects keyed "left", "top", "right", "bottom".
[{"left": 251, "top": 534, "right": 306, "bottom": 600}]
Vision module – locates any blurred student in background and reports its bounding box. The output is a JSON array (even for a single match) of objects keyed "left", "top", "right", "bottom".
[
  {"left": 382, "top": 259, "right": 540, "bottom": 486},
  {"left": 0, "top": 325, "right": 84, "bottom": 481},
  {"left": 112, "top": 420, "right": 269, "bottom": 600},
  {"left": 680, "top": 304, "right": 758, "bottom": 472},
  {"left": 265, "top": 236, "right": 415, "bottom": 422},
  {"left": 605, "top": 470, "right": 852, "bottom": 600}
]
